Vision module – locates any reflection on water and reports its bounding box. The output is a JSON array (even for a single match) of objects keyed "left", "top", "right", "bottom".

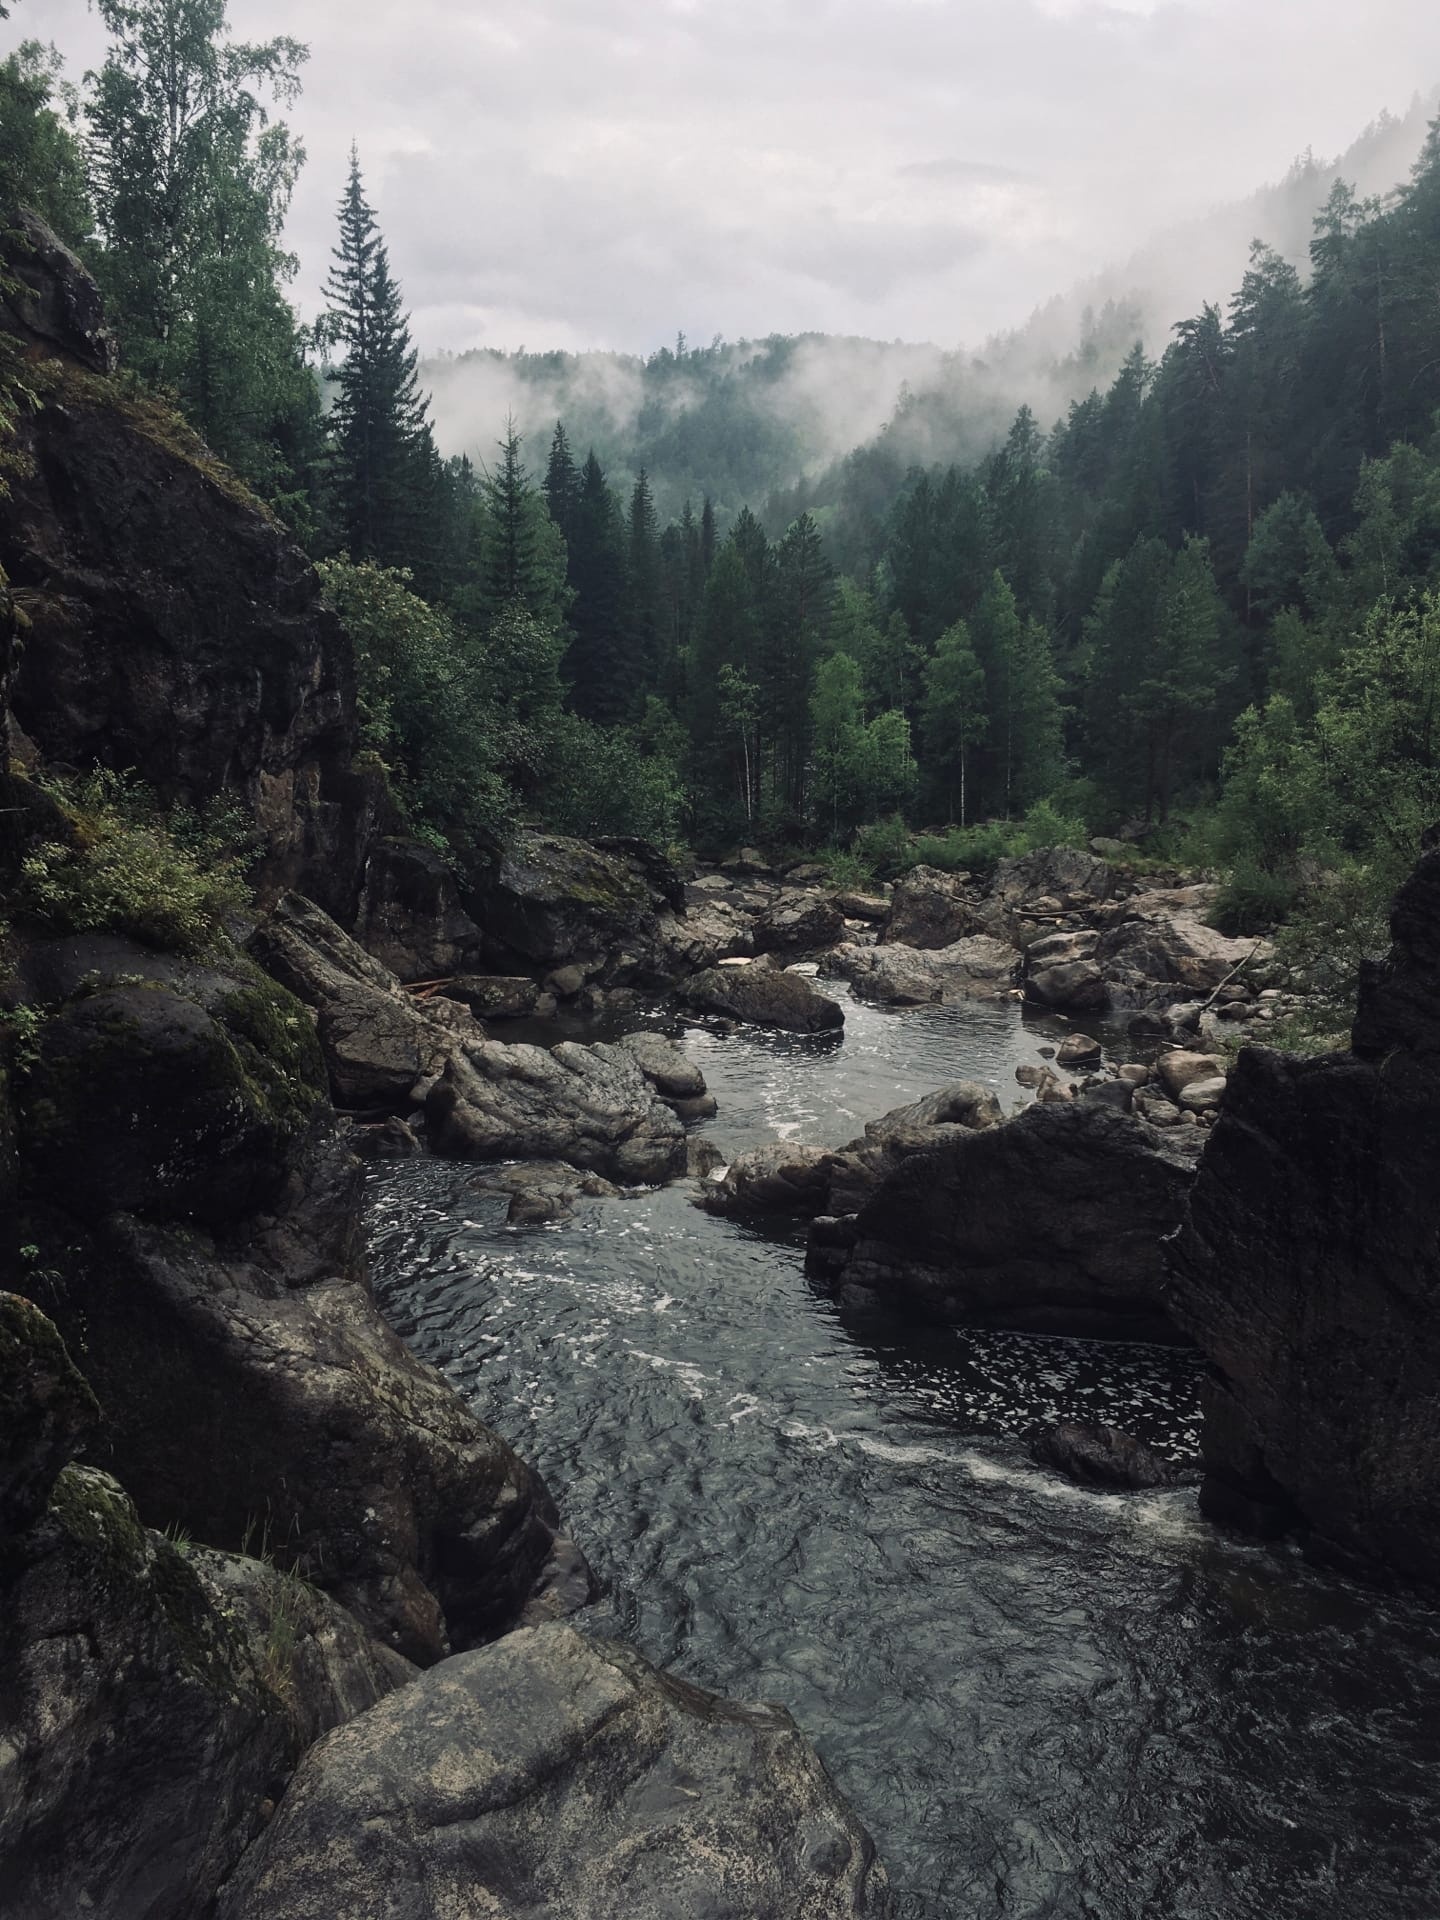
[{"left": 367, "top": 989, "right": 1440, "bottom": 1920}]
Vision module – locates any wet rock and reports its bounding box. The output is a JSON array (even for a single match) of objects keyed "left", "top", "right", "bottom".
[
  {"left": 610, "top": 1031, "right": 717, "bottom": 1120},
  {"left": 813, "top": 1101, "right": 1198, "bottom": 1337},
  {"left": 461, "top": 1160, "right": 620, "bottom": 1226},
  {"left": 1030, "top": 1421, "right": 1180, "bottom": 1491},
  {"left": 1056, "top": 1032, "right": 1103, "bottom": 1067},
  {"left": 755, "top": 890, "right": 846, "bottom": 955},
  {"left": 823, "top": 935, "right": 1019, "bottom": 1005},
  {"left": 882, "top": 865, "right": 993, "bottom": 949},
  {"left": 349, "top": 1116, "right": 423, "bottom": 1160},
  {"left": 217, "top": 1624, "right": 893, "bottom": 1920},
  {"left": 710, "top": 1084, "right": 1002, "bottom": 1221},
  {"left": 679, "top": 963, "right": 845, "bottom": 1034},
  {"left": 1168, "top": 844, "right": 1440, "bottom": 1585},
  {"left": 426, "top": 1038, "right": 687, "bottom": 1185},
  {"left": 704, "top": 1141, "right": 836, "bottom": 1216},
  {"left": 355, "top": 839, "right": 484, "bottom": 982},
  {"left": 251, "top": 892, "right": 476, "bottom": 1111}
]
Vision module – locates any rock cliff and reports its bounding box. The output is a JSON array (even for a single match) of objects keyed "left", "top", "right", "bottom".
[{"left": 1168, "top": 845, "right": 1440, "bottom": 1584}]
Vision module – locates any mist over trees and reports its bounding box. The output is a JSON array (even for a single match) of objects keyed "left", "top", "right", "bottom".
[{"left": 6, "top": 0, "right": 1440, "bottom": 954}]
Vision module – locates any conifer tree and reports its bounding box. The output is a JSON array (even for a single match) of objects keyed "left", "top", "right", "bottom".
[{"left": 323, "top": 148, "right": 434, "bottom": 571}]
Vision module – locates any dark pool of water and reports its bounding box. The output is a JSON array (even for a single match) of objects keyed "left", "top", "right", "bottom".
[{"left": 367, "top": 990, "right": 1440, "bottom": 1919}]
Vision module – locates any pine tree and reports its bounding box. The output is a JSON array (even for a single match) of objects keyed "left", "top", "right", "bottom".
[
  {"left": 565, "top": 450, "right": 630, "bottom": 725},
  {"left": 323, "top": 149, "right": 434, "bottom": 571},
  {"left": 922, "top": 620, "right": 988, "bottom": 823},
  {"left": 543, "top": 422, "right": 579, "bottom": 550}
]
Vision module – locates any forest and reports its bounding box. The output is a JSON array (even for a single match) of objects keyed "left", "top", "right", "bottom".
[{"left": 6, "top": 0, "right": 1440, "bottom": 986}]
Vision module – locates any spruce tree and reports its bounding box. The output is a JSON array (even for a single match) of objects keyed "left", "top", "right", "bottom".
[{"left": 323, "top": 148, "right": 434, "bottom": 572}]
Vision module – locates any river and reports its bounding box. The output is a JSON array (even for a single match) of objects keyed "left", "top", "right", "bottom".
[{"left": 366, "top": 990, "right": 1440, "bottom": 1919}]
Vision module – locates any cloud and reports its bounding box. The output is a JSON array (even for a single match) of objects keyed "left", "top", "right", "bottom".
[{"left": 26, "top": 0, "right": 1440, "bottom": 370}]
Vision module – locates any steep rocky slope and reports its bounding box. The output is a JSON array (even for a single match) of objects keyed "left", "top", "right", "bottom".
[{"left": 1168, "top": 845, "right": 1440, "bottom": 1585}]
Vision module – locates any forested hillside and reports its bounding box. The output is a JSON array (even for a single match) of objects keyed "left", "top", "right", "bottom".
[{"left": 6, "top": 0, "right": 1440, "bottom": 1005}]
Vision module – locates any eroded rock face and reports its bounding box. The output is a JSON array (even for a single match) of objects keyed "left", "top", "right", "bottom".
[
  {"left": 812, "top": 1101, "right": 1198, "bottom": 1337},
  {"left": 355, "top": 839, "right": 485, "bottom": 982},
  {"left": 993, "top": 847, "right": 1117, "bottom": 910},
  {"left": 680, "top": 963, "right": 846, "bottom": 1034},
  {"left": 468, "top": 830, "right": 663, "bottom": 973},
  {"left": 755, "top": 890, "right": 846, "bottom": 955},
  {"left": 0, "top": 218, "right": 383, "bottom": 922},
  {"left": 217, "top": 1624, "right": 894, "bottom": 1920},
  {"left": 1168, "top": 847, "right": 1440, "bottom": 1582},
  {"left": 1095, "top": 895, "right": 1260, "bottom": 1011}
]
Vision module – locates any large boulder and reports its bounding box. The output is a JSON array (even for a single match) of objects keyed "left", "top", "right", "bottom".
[
  {"left": 354, "top": 839, "right": 485, "bottom": 982},
  {"left": 881, "top": 865, "right": 991, "bottom": 948},
  {"left": 217, "top": 1624, "right": 894, "bottom": 1920},
  {"left": 1030, "top": 1421, "right": 1181, "bottom": 1492},
  {"left": 0, "top": 1296, "right": 411, "bottom": 1920},
  {"left": 680, "top": 963, "right": 846, "bottom": 1034},
  {"left": 1167, "top": 846, "right": 1440, "bottom": 1583},
  {"left": 1022, "top": 928, "right": 1109, "bottom": 1012},
  {"left": 468, "top": 830, "right": 665, "bottom": 974},
  {"left": 811, "top": 1100, "right": 1198, "bottom": 1337},
  {"left": 823, "top": 935, "right": 1019, "bottom": 1005},
  {"left": 707, "top": 1083, "right": 1002, "bottom": 1222},
  {"left": 754, "top": 889, "right": 846, "bottom": 955},
  {"left": 0, "top": 217, "right": 383, "bottom": 922},
  {"left": 426, "top": 1038, "right": 687, "bottom": 1185},
  {"left": 1095, "top": 892, "right": 1263, "bottom": 1011},
  {"left": 992, "top": 847, "right": 1118, "bottom": 911}
]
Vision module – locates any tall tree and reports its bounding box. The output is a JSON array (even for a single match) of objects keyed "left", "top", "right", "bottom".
[
  {"left": 322, "top": 148, "right": 435, "bottom": 573},
  {"left": 922, "top": 619, "right": 988, "bottom": 823},
  {"left": 85, "top": 0, "right": 315, "bottom": 496}
]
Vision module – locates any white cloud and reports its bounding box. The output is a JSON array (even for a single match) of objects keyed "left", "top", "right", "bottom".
[{"left": 21, "top": 0, "right": 1440, "bottom": 362}]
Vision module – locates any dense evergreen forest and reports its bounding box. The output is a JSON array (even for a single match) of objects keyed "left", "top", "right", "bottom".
[{"left": 6, "top": 0, "right": 1440, "bottom": 982}]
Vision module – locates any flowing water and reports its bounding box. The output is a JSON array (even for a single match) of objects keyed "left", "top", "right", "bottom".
[{"left": 367, "top": 991, "right": 1440, "bottom": 1920}]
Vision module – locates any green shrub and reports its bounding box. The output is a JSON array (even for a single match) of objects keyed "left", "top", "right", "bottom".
[
  {"left": 1016, "top": 798, "right": 1090, "bottom": 853},
  {"left": 16, "top": 771, "right": 252, "bottom": 954},
  {"left": 852, "top": 814, "right": 914, "bottom": 879},
  {"left": 1211, "top": 856, "right": 1300, "bottom": 935}
]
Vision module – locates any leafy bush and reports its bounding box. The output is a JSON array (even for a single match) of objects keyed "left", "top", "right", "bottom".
[
  {"left": 16, "top": 771, "right": 252, "bottom": 954},
  {"left": 851, "top": 814, "right": 914, "bottom": 879},
  {"left": 1211, "top": 855, "right": 1301, "bottom": 935},
  {"left": 544, "top": 712, "right": 685, "bottom": 846},
  {"left": 1016, "top": 798, "right": 1090, "bottom": 853}
]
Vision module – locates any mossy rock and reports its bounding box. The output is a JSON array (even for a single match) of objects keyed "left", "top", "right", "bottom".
[
  {"left": 20, "top": 978, "right": 318, "bottom": 1225},
  {"left": 0, "top": 1291, "right": 99, "bottom": 1532}
]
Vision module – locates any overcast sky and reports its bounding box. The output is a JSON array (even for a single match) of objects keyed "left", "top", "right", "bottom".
[{"left": 26, "top": 0, "right": 1440, "bottom": 357}]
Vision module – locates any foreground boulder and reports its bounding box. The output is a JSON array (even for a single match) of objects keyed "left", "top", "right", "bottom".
[
  {"left": 217, "top": 1623, "right": 894, "bottom": 1920},
  {"left": 0, "top": 1298, "right": 412, "bottom": 1920},
  {"left": 680, "top": 962, "right": 845, "bottom": 1033},
  {"left": 1168, "top": 845, "right": 1440, "bottom": 1582},
  {"left": 8, "top": 929, "right": 582, "bottom": 1665},
  {"left": 810, "top": 1101, "right": 1198, "bottom": 1337}
]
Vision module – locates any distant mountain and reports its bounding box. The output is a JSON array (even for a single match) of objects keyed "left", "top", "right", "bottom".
[{"left": 420, "top": 91, "right": 1438, "bottom": 529}]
